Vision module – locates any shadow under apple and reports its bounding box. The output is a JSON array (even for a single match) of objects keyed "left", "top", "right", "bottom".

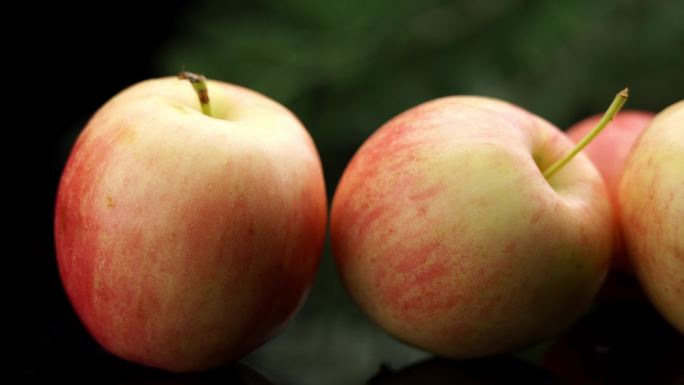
[
  {"left": 117, "top": 363, "right": 274, "bottom": 385},
  {"left": 26, "top": 339, "right": 273, "bottom": 385},
  {"left": 543, "top": 302, "right": 684, "bottom": 385},
  {"left": 367, "top": 355, "right": 563, "bottom": 385}
]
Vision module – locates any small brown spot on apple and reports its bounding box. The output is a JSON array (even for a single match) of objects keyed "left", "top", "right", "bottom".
[{"left": 105, "top": 196, "right": 115, "bottom": 209}]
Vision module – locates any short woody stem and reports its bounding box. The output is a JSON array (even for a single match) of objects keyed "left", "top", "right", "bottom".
[{"left": 178, "top": 71, "right": 213, "bottom": 117}]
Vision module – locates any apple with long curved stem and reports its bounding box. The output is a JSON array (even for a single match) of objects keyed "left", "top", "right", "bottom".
[
  {"left": 566, "top": 111, "right": 654, "bottom": 273},
  {"left": 619, "top": 100, "right": 684, "bottom": 334},
  {"left": 54, "top": 72, "right": 328, "bottom": 371},
  {"left": 331, "top": 90, "right": 627, "bottom": 357}
]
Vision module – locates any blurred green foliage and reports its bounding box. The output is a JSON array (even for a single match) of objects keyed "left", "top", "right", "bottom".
[
  {"left": 159, "top": 0, "right": 683, "bottom": 190},
  {"left": 156, "top": 1, "right": 684, "bottom": 383}
]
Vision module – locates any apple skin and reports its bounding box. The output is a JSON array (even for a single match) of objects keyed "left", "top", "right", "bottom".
[
  {"left": 331, "top": 96, "right": 613, "bottom": 358},
  {"left": 566, "top": 111, "right": 654, "bottom": 272},
  {"left": 54, "top": 77, "right": 327, "bottom": 371},
  {"left": 619, "top": 100, "right": 684, "bottom": 334}
]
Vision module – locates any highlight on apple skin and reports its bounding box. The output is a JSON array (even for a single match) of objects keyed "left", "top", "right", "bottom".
[
  {"left": 54, "top": 75, "right": 328, "bottom": 372},
  {"left": 566, "top": 111, "right": 654, "bottom": 273},
  {"left": 331, "top": 96, "right": 614, "bottom": 358},
  {"left": 619, "top": 100, "right": 684, "bottom": 334}
]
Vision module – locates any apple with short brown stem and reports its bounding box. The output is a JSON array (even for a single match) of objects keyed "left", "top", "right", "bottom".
[
  {"left": 331, "top": 90, "right": 627, "bottom": 357},
  {"left": 54, "top": 72, "right": 328, "bottom": 371}
]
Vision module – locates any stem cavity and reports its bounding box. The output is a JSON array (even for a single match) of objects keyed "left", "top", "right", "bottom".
[
  {"left": 543, "top": 88, "right": 629, "bottom": 180},
  {"left": 178, "top": 71, "right": 213, "bottom": 117}
]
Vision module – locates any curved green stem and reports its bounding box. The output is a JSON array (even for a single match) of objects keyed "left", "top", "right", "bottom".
[
  {"left": 178, "top": 71, "right": 213, "bottom": 117},
  {"left": 543, "top": 88, "right": 629, "bottom": 180}
]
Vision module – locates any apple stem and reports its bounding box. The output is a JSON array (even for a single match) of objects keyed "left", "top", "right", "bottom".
[
  {"left": 542, "top": 88, "right": 629, "bottom": 180},
  {"left": 178, "top": 71, "right": 213, "bottom": 117}
]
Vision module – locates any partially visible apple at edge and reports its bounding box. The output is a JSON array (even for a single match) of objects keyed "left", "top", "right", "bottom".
[{"left": 619, "top": 100, "right": 684, "bottom": 334}]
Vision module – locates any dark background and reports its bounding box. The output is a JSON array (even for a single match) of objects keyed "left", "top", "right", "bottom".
[{"left": 20, "top": 0, "right": 684, "bottom": 384}]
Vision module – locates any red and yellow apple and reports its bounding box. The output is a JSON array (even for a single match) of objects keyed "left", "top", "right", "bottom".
[
  {"left": 566, "top": 111, "right": 654, "bottom": 272},
  {"left": 619, "top": 100, "right": 684, "bottom": 333},
  {"left": 54, "top": 75, "right": 327, "bottom": 371},
  {"left": 331, "top": 96, "right": 613, "bottom": 357}
]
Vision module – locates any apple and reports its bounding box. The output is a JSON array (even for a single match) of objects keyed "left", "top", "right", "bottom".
[
  {"left": 566, "top": 111, "right": 654, "bottom": 272},
  {"left": 54, "top": 73, "right": 327, "bottom": 371},
  {"left": 619, "top": 100, "right": 684, "bottom": 334},
  {"left": 331, "top": 94, "right": 620, "bottom": 357}
]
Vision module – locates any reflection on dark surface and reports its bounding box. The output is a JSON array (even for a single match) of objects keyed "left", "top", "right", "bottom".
[
  {"left": 364, "top": 302, "right": 684, "bottom": 385},
  {"left": 367, "top": 356, "right": 563, "bottom": 385},
  {"left": 26, "top": 347, "right": 272, "bottom": 385},
  {"left": 543, "top": 303, "right": 684, "bottom": 385},
  {"left": 117, "top": 364, "right": 273, "bottom": 385}
]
